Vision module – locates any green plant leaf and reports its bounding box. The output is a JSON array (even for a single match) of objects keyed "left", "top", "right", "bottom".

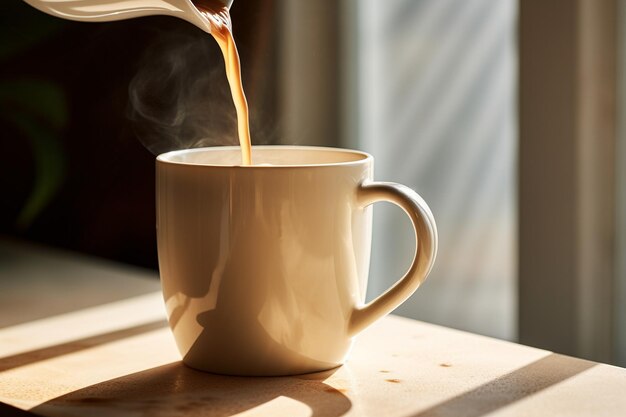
[
  {"left": 0, "top": 79, "right": 67, "bottom": 129},
  {"left": 10, "top": 111, "right": 67, "bottom": 230},
  {"left": 0, "top": 78, "right": 68, "bottom": 229}
]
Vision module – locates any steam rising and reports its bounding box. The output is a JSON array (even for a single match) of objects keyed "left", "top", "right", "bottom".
[{"left": 128, "top": 31, "right": 238, "bottom": 155}]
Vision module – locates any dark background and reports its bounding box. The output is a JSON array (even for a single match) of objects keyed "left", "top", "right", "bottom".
[{"left": 0, "top": 0, "right": 279, "bottom": 269}]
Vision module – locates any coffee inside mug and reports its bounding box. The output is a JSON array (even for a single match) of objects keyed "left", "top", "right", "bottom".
[{"left": 158, "top": 146, "right": 370, "bottom": 167}]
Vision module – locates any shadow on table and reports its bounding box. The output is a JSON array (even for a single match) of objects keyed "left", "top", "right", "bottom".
[
  {"left": 0, "top": 240, "right": 161, "bottom": 329},
  {"left": 0, "top": 320, "right": 168, "bottom": 373},
  {"left": 410, "top": 353, "right": 597, "bottom": 417},
  {"left": 31, "top": 362, "right": 352, "bottom": 417},
  {"left": 0, "top": 402, "right": 36, "bottom": 417}
]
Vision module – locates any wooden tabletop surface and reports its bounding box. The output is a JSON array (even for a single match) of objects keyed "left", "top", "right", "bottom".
[{"left": 1, "top": 240, "right": 625, "bottom": 417}]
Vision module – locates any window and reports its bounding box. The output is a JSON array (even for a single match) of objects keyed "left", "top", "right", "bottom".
[
  {"left": 281, "top": 0, "right": 624, "bottom": 365},
  {"left": 351, "top": 0, "right": 517, "bottom": 340}
]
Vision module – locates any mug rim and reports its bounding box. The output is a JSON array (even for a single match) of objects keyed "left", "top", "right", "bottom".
[{"left": 156, "top": 145, "right": 373, "bottom": 168}]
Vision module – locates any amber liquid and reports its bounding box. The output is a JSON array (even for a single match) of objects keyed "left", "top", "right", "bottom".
[{"left": 196, "top": 2, "right": 252, "bottom": 165}]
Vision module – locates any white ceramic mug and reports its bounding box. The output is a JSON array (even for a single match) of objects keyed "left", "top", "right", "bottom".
[{"left": 157, "top": 146, "right": 437, "bottom": 376}]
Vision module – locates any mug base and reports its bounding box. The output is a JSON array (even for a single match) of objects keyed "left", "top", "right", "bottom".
[{"left": 181, "top": 359, "right": 344, "bottom": 377}]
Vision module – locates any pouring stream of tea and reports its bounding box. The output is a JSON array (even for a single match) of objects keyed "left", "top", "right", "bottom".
[
  {"left": 195, "top": 1, "right": 252, "bottom": 165},
  {"left": 22, "top": 0, "right": 252, "bottom": 164}
]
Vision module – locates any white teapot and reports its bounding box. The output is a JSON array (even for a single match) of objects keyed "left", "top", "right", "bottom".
[{"left": 22, "top": 0, "right": 233, "bottom": 33}]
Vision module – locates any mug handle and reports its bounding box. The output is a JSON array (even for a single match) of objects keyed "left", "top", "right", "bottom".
[{"left": 349, "top": 180, "right": 438, "bottom": 336}]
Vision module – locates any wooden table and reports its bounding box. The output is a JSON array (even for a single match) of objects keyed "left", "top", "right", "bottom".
[{"left": 1, "top": 240, "right": 625, "bottom": 417}]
